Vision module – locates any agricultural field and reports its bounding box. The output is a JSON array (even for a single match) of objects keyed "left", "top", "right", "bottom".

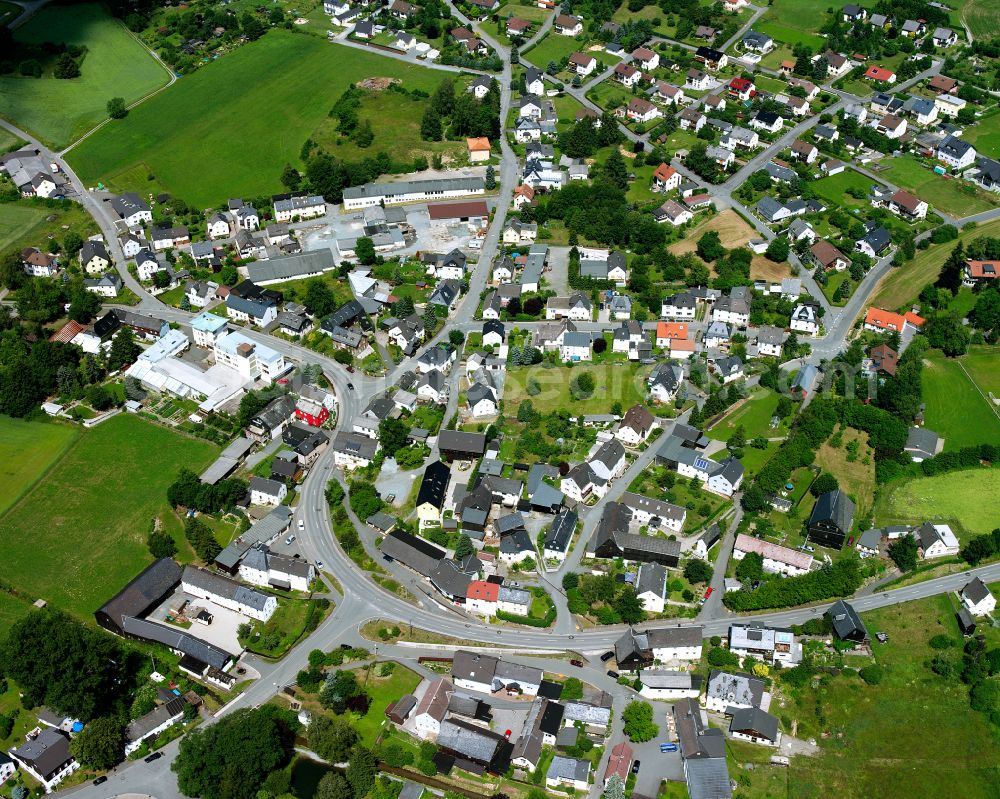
[
  {"left": 0, "top": 418, "right": 81, "bottom": 517},
  {"left": 811, "top": 168, "right": 879, "bottom": 209},
  {"left": 0, "top": 4, "right": 170, "bottom": 149},
  {"left": 0, "top": 199, "right": 101, "bottom": 258},
  {"left": 813, "top": 426, "right": 876, "bottom": 517},
  {"left": 68, "top": 31, "right": 455, "bottom": 208},
  {"left": 874, "top": 468, "right": 1000, "bottom": 537},
  {"left": 504, "top": 362, "right": 652, "bottom": 414},
  {"left": 870, "top": 216, "right": 1000, "bottom": 309},
  {"left": 963, "top": 110, "right": 1000, "bottom": 160},
  {"left": 877, "top": 155, "right": 999, "bottom": 217},
  {"left": 0, "top": 126, "right": 25, "bottom": 153},
  {"left": 0, "top": 414, "right": 217, "bottom": 618},
  {"left": 921, "top": 348, "right": 1000, "bottom": 449},
  {"left": 959, "top": 0, "right": 1000, "bottom": 41},
  {"left": 754, "top": 594, "right": 1000, "bottom": 799}
]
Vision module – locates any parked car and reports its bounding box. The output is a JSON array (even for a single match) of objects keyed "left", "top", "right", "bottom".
[
  {"left": 570, "top": 659, "right": 584, "bottom": 667},
  {"left": 285, "top": 534, "right": 296, "bottom": 545},
  {"left": 606, "top": 670, "right": 619, "bottom": 679},
  {"left": 297, "top": 519, "right": 304, "bottom": 531},
  {"left": 632, "top": 760, "right": 641, "bottom": 774},
  {"left": 600, "top": 651, "right": 615, "bottom": 662},
  {"left": 144, "top": 752, "right": 163, "bottom": 763},
  {"left": 660, "top": 743, "right": 678, "bottom": 753},
  {"left": 93, "top": 777, "right": 108, "bottom": 786},
  {"left": 347, "top": 382, "right": 355, "bottom": 390}
]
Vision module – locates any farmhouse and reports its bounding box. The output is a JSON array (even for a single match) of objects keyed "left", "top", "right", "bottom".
[{"left": 961, "top": 577, "right": 996, "bottom": 617}]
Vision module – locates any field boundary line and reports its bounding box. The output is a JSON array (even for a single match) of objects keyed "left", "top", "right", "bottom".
[
  {"left": 0, "top": 422, "right": 82, "bottom": 520},
  {"left": 957, "top": 360, "right": 1000, "bottom": 423},
  {"left": 59, "top": 18, "right": 177, "bottom": 157}
]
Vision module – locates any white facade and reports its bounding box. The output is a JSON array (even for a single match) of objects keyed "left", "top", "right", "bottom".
[
  {"left": 213, "top": 332, "right": 287, "bottom": 382},
  {"left": 182, "top": 576, "right": 277, "bottom": 622}
]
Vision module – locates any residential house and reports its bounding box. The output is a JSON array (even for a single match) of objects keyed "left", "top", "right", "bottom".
[
  {"left": 568, "top": 52, "right": 596, "bottom": 76},
  {"left": 827, "top": 599, "right": 869, "bottom": 643},
  {"left": 547, "top": 757, "right": 590, "bottom": 791},
  {"left": 856, "top": 225, "right": 892, "bottom": 258},
  {"left": 332, "top": 431, "right": 378, "bottom": 471},
  {"left": 679, "top": 108, "right": 706, "bottom": 132},
  {"left": 182, "top": 566, "right": 276, "bottom": 621},
  {"left": 648, "top": 362, "right": 685, "bottom": 403},
  {"left": 750, "top": 110, "right": 783, "bottom": 133},
  {"left": 614, "top": 62, "right": 642, "bottom": 88},
  {"left": 741, "top": 30, "right": 773, "bottom": 53},
  {"left": 635, "top": 563, "right": 668, "bottom": 613},
  {"left": 704, "top": 670, "right": 765, "bottom": 713},
  {"left": 554, "top": 13, "right": 582, "bottom": 35},
  {"left": 864, "top": 65, "right": 896, "bottom": 84},
  {"left": 961, "top": 577, "right": 996, "bottom": 617},
  {"left": 905, "top": 426, "right": 940, "bottom": 461},
  {"left": 614, "top": 625, "right": 704, "bottom": 668},
  {"left": 808, "top": 489, "right": 855, "bottom": 549},
  {"left": 733, "top": 534, "right": 814, "bottom": 577},
  {"left": 249, "top": 476, "right": 287, "bottom": 507},
  {"left": 83, "top": 272, "right": 122, "bottom": 298},
  {"left": 915, "top": 521, "right": 960, "bottom": 558},
  {"left": 616, "top": 404, "right": 656, "bottom": 447},
  {"left": 712, "top": 294, "right": 750, "bottom": 327},
  {"left": 80, "top": 240, "right": 111, "bottom": 274},
  {"left": 728, "top": 624, "right": 799, "bottom": 665},
  {"left": 627, "top": 96, "right": 661, "bottom": 123},
  {"left": 416, "top": 461, "right": 451, "bottom": 523},
  {"left": 685, "top": 68, "right": 713, "bottom": 91},
  {"left": 9, "top": 729, "right": 78, "bottom": 792},
  {"left": 729, "top": 707, "right": 781, "bottom": 747},
  {"left": 937, "top": 135, "right": 976, "bottom": 170},
  {"left": 863, "top": 306, "right": 925, "bottom": 333},
  {"left": 790, "top": 303, "right": 819, "bottom": 335},
  {"left": 791, "top": 139, "right": 818, "bottom": 163},
  {"left": 876, "top": 113, "right": 907, "bottom": 139},
  {"left": 546, "top": 293, "right": 592, "bottom": 320},
  {"left": 694, "top": 46, "right": 728, "bottom": 70},
  {"left": 632, "top": 46, "right": 659, "bottom": 70},
  {"left": 21, "top": 247, "right": 59, "bottom": 278},
  {"left": 965, "top": 259, "right": 1000, "bottom": 286},
  {"left": 811, "top": 239, "right": 851, "bottom": 271}
]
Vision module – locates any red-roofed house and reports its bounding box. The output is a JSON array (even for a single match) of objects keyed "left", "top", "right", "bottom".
[
  {"left": 670, "top": 338, "right": 697, "bottom": 359},
  {"left": 604, "top": 742, "right": 634, "bottom": 787},
  {"left": 49, "top": 320, "right": 86, "bottom": 344},
  {"left": 656, "top": 322, "right": 689, "bottom": 345},
  {"left": 466, "top": 580, "right": 499, "bottom": 615},
  {"left": 729, "top": 76, "right": 755, "bottom": 101},
  {"left": 653, "top": 81, "right": 685, "bottom": 105},
  {"left": 569, "top": 52, "right": 597, "bottom": 76},
  {"left": 554, "top": 13, "right": 582, "bottom": 35},
  {"left": 513, "top": 184, "right": 535, "bottom": 210},
  {"left": 964, "top": 260, "right": 1000, "bottom": 286},
  {"left": 653, "top": 163, "right": 681, "bottom": 192},
  {"left": 506, "top": 17, "right": 532, "bottom": 35},
  {"left": 864, "top": 65, "right": 896, "bottom": 83},
  {"left": 863, "top": 307, "right": 925, "bottom": 333},
  {"left": 467, "top": 137, "right": 491, "bottom": 163}
]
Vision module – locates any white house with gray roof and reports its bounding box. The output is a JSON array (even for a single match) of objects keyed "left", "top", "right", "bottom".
[
  {"left": 704, "top": 670, "right": 766, "bottom": 713},
  {"left": 181, "top": 566, "right": 277, "bottom": 621}
]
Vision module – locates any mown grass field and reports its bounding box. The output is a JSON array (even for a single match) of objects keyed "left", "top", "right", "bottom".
[
  {"left": 0, "top": 199, "right": 101, "bottom": 258},
  {"left": 0, "top": 126, "right": 25, "bottom": 153},
  {"left": 874, "top": 468, "right": 1000, "bottom": 536},
  {"left": 963, "top": 110, "right": 1000, "bottom": 160},
  {"left": 0, "top": 414, "right": 217, "bottom": 618},
  {"left": 811, "top": 169, "right": 878, "bottom": 208},
  {"left": 764, "top": 594, "right": 1000, "bottom": 799},
  {"left": 0, "top": 418, "right": 81, "bottom": 517},
  {"left": 707, "top": 388, "right": 788, "bottom": 441},
  {"left": 505, "top": 362, "right": 651, "bottom": 414},
  {"left": 961, "top": 345, "right": 1000, "bottom": 397},
  {"left": 763, "top": 0, "right": 836, "bottom": 31},
  {"left": 921, "top": 347, "right": 1000, "bottom": 449},
  {"left": 0, "top": 4, "right": 170, "bottom": 149},
  {"left": 878, "top": 154, "right": 999, "bottom": 217},
  {"left": 525, "top": 32, "right": 588, "bottom": 69},
  {"left": 870, "top": 217, "right": 1000, "bottom": 309},
  {"left": 755, "top": 21, "right": 825, "bottom": 50},
  {"left": 68, "top": 31, "right": 455, "bottom": 207},
  {"left": 350, "top": 663, "right": 421, "bottom": 745}
]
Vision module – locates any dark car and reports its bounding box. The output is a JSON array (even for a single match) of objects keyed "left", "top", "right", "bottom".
[
  {"left": 632, "top": 760, "right": 641, "bottom": 775},
  {"left": 346, "top": 365, "right": 355, "bottom": 372},
  {"left": 607, "top": 670, "right": 619, "bottom": 679},
  {"left": 144, "top": 752, "right": 163, "bottom": 763},
  {"left": 347, "top": 382, "right": 355, "bottom": 390},
  {"left": 600, "top": 651, "right": 615, "bottom": 662},
  {"left": 93, "top": 777, "right": 108, "bottom": 786},
  {"left": 570, "top": 659, "right": 584, "bottom": 667}
]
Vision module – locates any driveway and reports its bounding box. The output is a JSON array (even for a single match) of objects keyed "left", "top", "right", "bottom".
[
  {"left": 375, "top": 457, "right": 423, "bottom": 508},
  {"left": 545, "top": 246, "right": 572, "bottom": 294}
]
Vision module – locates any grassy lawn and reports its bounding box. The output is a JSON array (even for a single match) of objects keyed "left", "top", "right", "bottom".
[
  {"left": 0, "top": 199, "right": 101, "bottom": 259},
  {"left": 963, "top": 110, "right": 1000, "bottom": 160},
  {"left": 921, "top": 347, "right": 1000, "bottom": 449},
  {"left": 822, "top": 269, "right": 850, "bottom": 306},
  {"left": 504, "top": 362, "right": 652, "bottom": 414},
  {"left": 626, "top": 163, "right": 659, "bottom": 203},
  {"left": 811, "top": 169, "right": 878, "bottom": 208},
  {"left": 241, "top": 597, "right": 326, "bottom": 658},
  {"left": 763, "top": 0, "right": 836, "bottom": 32},
  {"left": 878, "top": 154, "right": 999, "bottom": 217},
  {"left": 765, "top": 593, "right": 1000, "bottom": 799},
  {"left": 755, "top": 21, "right": 825, "bottom": 49},
  {"left": 0, "top": 126, "right": 25, "bottom": 153},
  {"left": 707, "top": 388, "right": 788, "bottom": 441},
  {"left": 870, "top": 217, "right": 1000, "bottom": 310},
  {"left": 813, "top": 426, "right": 876, "bottom": 517},
  {"left": 0, "top": 414, "right": 217, "bottom": 618},
  {"left": 874, "top": 468, "right": 1000, "bottom": 538},
  {"left": 587, "top": 79, "right": 634, "bottom": 113},
  {"left": 310, "top": 83, "right": 467, "bottom": 167},
  {"left": 0, "top": 590, "right": 37, "bottom": 640},
  {"left": 524, "top": 32, "right": 586, "bottom": 70},
  {"left": 349, "top": 662, "right": 421, "bottom": 745},
  {"left": 0, "top": 418, "right": 81, "bottom": 517},
  {"left": 496, "top": 1, "right": 553, "bottom": 24},
  {"left": 0, "top": 4, "right": 170, "bottom": 149},
  {"left": 68, "top": 31, "right": 453, "bottom": 207}
]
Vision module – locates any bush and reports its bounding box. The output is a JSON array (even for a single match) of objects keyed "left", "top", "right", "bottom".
[
  {"left": 723, "top": 559, "right": 863, "bottom": 611},
  {"left": 859, "top": 665, "right": 884, "bottom": 685},
  {"left": 683, "top": 559, "right": 713, "bottom": 584}
]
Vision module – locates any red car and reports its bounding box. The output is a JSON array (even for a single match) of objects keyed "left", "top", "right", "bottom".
[{"left": 700, "top": 587, "right": 713, "bottom": 605}]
